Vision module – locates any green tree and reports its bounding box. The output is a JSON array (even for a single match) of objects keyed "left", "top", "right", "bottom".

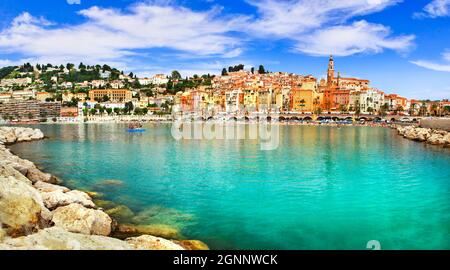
[
  {"left": 106, "top": 108, "right": 113, "bottom": 115},
  {"left": 171, "top": 70, "right": 182, "bottom": 80},
  {"left": 339, "top": 104, "right": 347, "bottom": 114},
  {"left": 258, "top": 65, "right": 266, "bottom": 74},
  {"left": 221, "top": 68, "right": 228, "bottom": 76},
  {"left": 124, "top": 101, "right": 134, "bottom": 114},
  {"left": 113, "top": 107, "right": 120, "bottom": 115},
  {"left": 78, "top": 62, "right": 86, "bottom": 70},
  {"left": 90, "top": 108, "right": 97, "bottom": 115}
]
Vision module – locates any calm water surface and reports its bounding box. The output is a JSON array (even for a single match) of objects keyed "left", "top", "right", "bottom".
[{"left": 10, "top": 124, "right": 450, "bottom": 250}]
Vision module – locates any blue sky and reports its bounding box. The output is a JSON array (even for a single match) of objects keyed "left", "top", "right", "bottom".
[{"left": 0, "top": 0, "right": 449, "bottom": 100}]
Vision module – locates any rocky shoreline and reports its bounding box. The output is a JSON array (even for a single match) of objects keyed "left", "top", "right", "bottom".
[
  {"left": 395, "top": 125, "right": 450, "bottom": 148},
  {"left": 0, "top": 127, "right": 207, "bottom": 250}
]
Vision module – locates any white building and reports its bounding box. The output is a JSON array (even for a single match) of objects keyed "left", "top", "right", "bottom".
[
  {"left": 138, "top": 78, "right": 153, "bottom": 86},
  {"left": 91, "top": 80, "right": 106, "bottom": 88},
  {"left": 100, "top": 71, "right": 111, "bottom": 79},
  {"left": 225, "top": 89, "right": 243, "bottom": 113},
  {"left": 349, "top": 89, "right": 385, "bottom": 114},
  {"left": 151, "top": 74, "right": 169, "bottom": 85},
  {"left": 0, "top": 77, "right": 32, "bottom": 87},
  {"left": 11, "top": 90, "right": 35, "bottom": 100}
]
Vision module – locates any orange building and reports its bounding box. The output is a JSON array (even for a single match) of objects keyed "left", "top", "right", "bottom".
[
  {"left": 60, "top": 107, "right": 78, "bottom": 117},
  {"left": 322, "top": 55, "right": 370, "bottom": 112}
]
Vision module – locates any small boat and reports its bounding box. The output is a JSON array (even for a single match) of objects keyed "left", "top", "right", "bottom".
[
  {"left": 127, "top": 128, "right": 146, "bottom": 133},
  {"left": 127, "top": 123, "right": 146, "bottom": 133}
]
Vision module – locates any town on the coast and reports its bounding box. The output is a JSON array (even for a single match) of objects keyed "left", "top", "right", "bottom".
[{"left": 0, "top": 56, "right": 449, "bottom": 124}]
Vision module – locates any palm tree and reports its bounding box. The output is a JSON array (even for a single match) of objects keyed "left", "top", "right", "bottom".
[
  {"left": 431, "top": 103, "right": 438, "bottom": 116},
  {"left": 420, "top": 102, "right": 428, "bottom": 116},
  {"left": 313, "top": 97, "right": 321, "bottom": 115},
  {"left": 367, "top": 107, "right": 374, "bottom": 115},
  {"left": 339, "top": 104, "right": 347, "bottom": 114}
]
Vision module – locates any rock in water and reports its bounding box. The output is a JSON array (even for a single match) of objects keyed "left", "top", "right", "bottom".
[
  {"left": 113, "top": 223, "right": 181, "bottom": 240},
  {"left": 94, "top": 200, "right": 117, "bottom": 210},
  {"left": 105, "top": 205, "right": 135, "bottom": 223},
  {"left": 26, "top": 168, "right": 59, "bottom": 184},
  {"left": 125, "top": 235, "right": 184, "bottom": 250},
  {"left": 51, "top": 203, "right": 112, "bottom": 236},
  {"left": 0, "top": 227, "right": 131, "bottom": 250},
  {"left": 174, "top": 240, "right": 210, "bottom": 250},
  {"left": 40, "top": 190, "right": 95, "bottom": 209},
  {"left": 0, "top": 173, "right": 52, "bottom": 237}
]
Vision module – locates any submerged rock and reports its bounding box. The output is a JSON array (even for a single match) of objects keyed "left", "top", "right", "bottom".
[
  {"left": 113, "top": 223, "right": 181, "bottom": 240},
  {"left": 84, "top": 191, "right": 103, "bottom": 199},
  {"left": 174, "top": 240, "right": 210, "bottom": 250},
  {"left": 0, "top": 227, "right": 131, "bottom": 250},
  {"left": 98, "top": 179, "right": 124, "bottom": 187},
  {"left": 40, "top": 190, "right": 95, "bottom": 210},
  {"left": 0, "top": 173, "right": 52, "bottom": 237},
  {"left": 51, "top": 203, "right": 112, "bottom": 236},
  {"left": 125, "top": 235, "right": 184, "bottom": 250},
  {"left": 105, "top": 205, "right": 135, "bottom": 223},
  {"left": 94, "top": 200, "right": 117, "bottom": 210},
  {"left": 131, "top": 205, "right": 194, "bottom": 226}
]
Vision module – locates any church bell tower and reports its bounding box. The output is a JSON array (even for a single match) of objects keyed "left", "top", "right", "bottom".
[{"left": 327, "top": 55, "right": 334, "bottom": 86}]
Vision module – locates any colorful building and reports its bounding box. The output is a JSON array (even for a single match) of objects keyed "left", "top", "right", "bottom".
[{"left": 88, "top": 89, "right": 132, "bottom": 102}]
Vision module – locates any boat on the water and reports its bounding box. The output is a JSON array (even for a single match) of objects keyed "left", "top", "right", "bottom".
[{"left": 127, "top": 122, "right": 146, "bottom": 133}]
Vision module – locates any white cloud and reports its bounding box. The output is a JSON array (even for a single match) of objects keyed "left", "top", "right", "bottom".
[
  {"left": 0, "top": 4, "right": 245, "bottom": 68},
  {"left": 246, "top": 0, "right": 403, "bottom": 37},
  {"left": 411, "top": 50, "right": 450, "bottom": 72},
  {"left": 67, "top": 0, "right": 81, "bottom": 5},
  {"left": 413, "top": 0, "right": 450, "bottom": 18},
  {"left": 245, "top": 0, "right": 412, "bottom": 56},
  {"left": 294, "top": 20, "right": 415, "bottom": 56},
  {"left": 0, "top": 0, "right": 414, "bottom": 70}
]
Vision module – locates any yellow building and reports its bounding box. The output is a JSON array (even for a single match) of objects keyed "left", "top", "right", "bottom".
[
  {"left": 257, "top": 90, "right": 272, "bottom": 112},
  {"left": 243, "top": 89, "right": 258, "bottom": 110},
  {"left": 36, "top": 92, "right": 52, "bottom": 102},
  {"left": 290, "top": 79, "right": 322, "bottom": 112},
  {"left": 89, "top": 89, "right": 132, "bottom": 102}
]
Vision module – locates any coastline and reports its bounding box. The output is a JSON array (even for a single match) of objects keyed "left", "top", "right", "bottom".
[
  {"left": 1, "top": 124, "right": 448, "bottom": 250},
  {"left": 0, "top": 126, "right": 208, "bottom": 250}
]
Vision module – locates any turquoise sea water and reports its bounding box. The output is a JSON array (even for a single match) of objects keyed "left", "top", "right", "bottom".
[{"left": 9, "top": 124, "right": 450, "bottom": 250}]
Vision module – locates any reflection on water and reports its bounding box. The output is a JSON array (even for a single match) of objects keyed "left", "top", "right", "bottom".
[{"left": 9, "top": 124, "right": 450, "bottom": 250}]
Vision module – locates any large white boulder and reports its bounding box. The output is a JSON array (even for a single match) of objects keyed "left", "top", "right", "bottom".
[
  {"left": 34, "top": 181, "right": 70, "bottom": 193},
  {"left": 40, "top": 190, "right": 95, "bottom": 209},
  {"left": 0, "top": 227, "right": 131, "bottom": 250},
  {"left": 125, "top": 235, "right": 185, "bottom": 250},
  {"left": 51, "top": 203, "right": 112, "bottom": 236},
  {"left": 0, "top": 173, "right": 52, "bottom": 237}
]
